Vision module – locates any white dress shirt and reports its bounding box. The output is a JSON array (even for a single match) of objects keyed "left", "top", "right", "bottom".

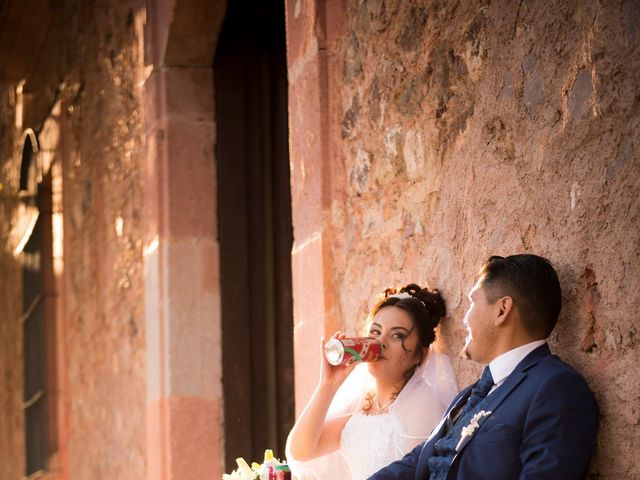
[{"left": 487, "top": 340, "right": 547, "bottom": 395}]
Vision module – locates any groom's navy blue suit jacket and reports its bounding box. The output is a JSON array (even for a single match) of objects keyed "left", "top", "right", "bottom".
[{"left": 369, "top": 344, "right": 598, "bottom": 480}]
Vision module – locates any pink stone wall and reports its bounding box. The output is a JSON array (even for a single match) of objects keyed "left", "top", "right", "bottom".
[
  {"left": 0, "top": 85, "right": 24, "bottom": 480},
  {"left": 58, "top": 1, "right": 147, "bottom": 477},
  {"left": 287, "top": 1, "right": 640, "bottom": 478},
  {"left": 0, "top": 2, "right": 150, "bottom": 475}
]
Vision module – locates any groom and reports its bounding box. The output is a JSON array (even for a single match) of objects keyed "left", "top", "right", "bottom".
[{"left": 369, "top": 254, "right": 599, "bottom": 480}]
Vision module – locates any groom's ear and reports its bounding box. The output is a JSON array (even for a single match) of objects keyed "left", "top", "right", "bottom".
[{"left": 494, "top": 296, "right": 514, "bottom": 327}]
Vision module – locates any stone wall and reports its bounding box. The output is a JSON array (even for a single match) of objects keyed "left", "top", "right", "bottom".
[
  {"left": 287, "top": 0, "right": 639, "bottom": 478},
  {"left": 0, "top": 85, "right": 24, "bottom": 480},
  {"left": 0, "top": 0, "right": 147, "bottom": 477},
  {"left": 58, "top": 1, "right": 146, "bottom": 477}
]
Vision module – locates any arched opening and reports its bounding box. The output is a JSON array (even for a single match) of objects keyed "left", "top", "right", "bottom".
[{"left": 19, "top": 129, "right": 39, "bottom": 200}]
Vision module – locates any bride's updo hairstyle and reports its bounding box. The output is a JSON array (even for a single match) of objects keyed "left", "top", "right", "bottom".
[{"left": 367, "top": 283, "right": 446, "bottom": 367}]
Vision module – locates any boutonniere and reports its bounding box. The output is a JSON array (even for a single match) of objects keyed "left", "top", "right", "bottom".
[{"left": 455, "top": 410, "right": 492, "bottom": 451}]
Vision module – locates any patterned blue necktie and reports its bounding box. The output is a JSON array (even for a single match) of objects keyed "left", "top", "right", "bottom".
[
  {"left": 461, "top": 366, "right": 494, "bottom": 416},
  {"left": 428, "top": 366, "right": 494, "bottom": 480}
]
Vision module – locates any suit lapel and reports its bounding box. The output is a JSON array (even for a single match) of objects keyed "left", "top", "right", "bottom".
[
  {"left": 450, "top": 369, "right": 527, "bottom": 461},
  {"left": 450, "top": 344, "right": 552, "bottom": 462}
]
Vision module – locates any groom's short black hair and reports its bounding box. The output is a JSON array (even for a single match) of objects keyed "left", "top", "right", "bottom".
[{"left": 478, "top": 254, "right": 562, "bottom": 338}]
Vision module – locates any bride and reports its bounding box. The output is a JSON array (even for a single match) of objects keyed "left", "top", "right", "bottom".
[{"left": 286, "top": 284, "right": 458, "bottom": 479}]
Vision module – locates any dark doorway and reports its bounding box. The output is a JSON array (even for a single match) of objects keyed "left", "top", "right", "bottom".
[{"left": 214, "top": 0, "right": 294, "bottom": 469}]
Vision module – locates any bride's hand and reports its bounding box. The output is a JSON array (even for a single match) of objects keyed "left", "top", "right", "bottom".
[{"left": 319, "top": 332, "right": 357, "bottom": 391}]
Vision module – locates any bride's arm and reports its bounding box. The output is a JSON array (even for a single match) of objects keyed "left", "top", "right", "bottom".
[
  {"left": 287, "top": 387, "right": 351, "bottom": 460},
  {"left": 287, "top": 335, "right": 356, "bottom": 461}
]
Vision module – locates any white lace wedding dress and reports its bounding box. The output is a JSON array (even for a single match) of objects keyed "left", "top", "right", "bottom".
[{"left": 338, "top": 411, "right": 406, "bottom": 479}]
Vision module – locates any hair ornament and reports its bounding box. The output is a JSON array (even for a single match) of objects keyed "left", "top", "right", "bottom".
[
  {"left": 389, "top": 292, "right": 412, "bottom": 300},
  {"left": 389, "top": 291, "right": 427, "bottom": 307}
]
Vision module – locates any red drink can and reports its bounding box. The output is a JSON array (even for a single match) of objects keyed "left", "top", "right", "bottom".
[
  {"left": 261, "top": 464, "right": 291, "bottom": 480},
  {"left": 324, "top": 337, "right": 382, "bottom": 366}
]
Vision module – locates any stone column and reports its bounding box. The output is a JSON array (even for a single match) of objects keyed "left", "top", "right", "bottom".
[
  {"left": 142, "top": 1, "right": 224, "bottom": 476},
  {"left": 285, "top": 0, "right": 345, "bottom": 414}
]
